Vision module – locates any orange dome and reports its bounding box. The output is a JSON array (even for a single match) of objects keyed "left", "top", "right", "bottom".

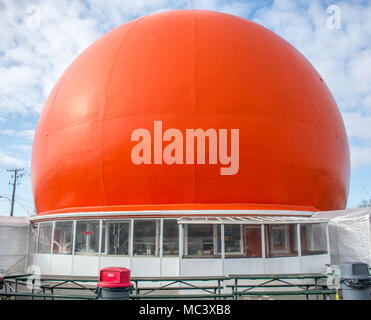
[{"left": 31, "top": 9, "right": 350, "bottom": 215}]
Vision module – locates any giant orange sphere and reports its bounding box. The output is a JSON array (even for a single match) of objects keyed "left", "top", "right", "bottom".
[{"left": 31, "top": 10, "right": 350, "bottom": 215}]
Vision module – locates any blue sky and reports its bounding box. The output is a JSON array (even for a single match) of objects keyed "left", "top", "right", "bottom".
[{"left": 0, "top": 0, "right": 370, "bottom": 216}]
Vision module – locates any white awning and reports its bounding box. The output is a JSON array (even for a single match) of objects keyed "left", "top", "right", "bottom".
[{"left": 177, "top": 216, "right": 328, "bottom": 225}]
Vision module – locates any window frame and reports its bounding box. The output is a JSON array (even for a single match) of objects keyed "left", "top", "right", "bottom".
[{"left": 101, "top": 220, "right": 131, "bottom": 256}]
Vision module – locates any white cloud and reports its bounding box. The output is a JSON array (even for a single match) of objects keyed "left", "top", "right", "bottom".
[
  {"left": 0, "top": 0, "right": 257, "bottom": 119},
  {"left": 0, "top": 150, "right": 25, "bottom": 167},
  {"left": 350, "top": 146, "right": 371, "bottom": 167},
  {"left": 0, "top": 129, "right": 35, "bottom": 139},
  {"left": 0, "top": 0, "right": 102, "bottom": 116},
  {"left": 343, "top": 112, "right": 371, "bottom": 141},
  {"left": 253, "top": 0, "right": 371, "bottom": 169},
  {"left": 0, "top": 0, "right": 370, "bottom": 170},
  {"left": 9, "top": 144, "right": 32, "bottom": 152}
]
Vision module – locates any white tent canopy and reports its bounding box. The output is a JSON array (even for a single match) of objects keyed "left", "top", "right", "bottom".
[
  {"left": 177, "top": 215, "right": 327, "bottom": 224},
  {"left": 313, "top": 208, "right": 371, "bottom": 265},
  {"left": 0, "top": 216, "right": 30, "bottom": 274}
]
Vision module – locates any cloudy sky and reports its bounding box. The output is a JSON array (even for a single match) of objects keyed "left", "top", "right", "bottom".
[{"left": 0, "top": 0, "right": 370, "bottom": 216}]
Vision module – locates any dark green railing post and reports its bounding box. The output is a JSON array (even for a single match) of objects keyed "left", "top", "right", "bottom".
[{"left": 31, "top": 278, "right": 35, "bottom": 301}]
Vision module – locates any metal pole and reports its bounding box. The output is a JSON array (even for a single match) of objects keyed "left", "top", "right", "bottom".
[
  {"left": 7, "top": 168, "right": 24, "bottom": 217},
  {"left": 10, "top": 170, "right": 17, "bottom": 217}
]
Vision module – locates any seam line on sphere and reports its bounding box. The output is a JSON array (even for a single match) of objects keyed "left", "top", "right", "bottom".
[
  {"left": 44, "top": 74, "right": 67, "bottom": 212},
  {"left": 192, "top": 10, "right": 198, "bottom": 204},
  {"left": 101, "top": 16, "right": 147, "bottom": 206}
]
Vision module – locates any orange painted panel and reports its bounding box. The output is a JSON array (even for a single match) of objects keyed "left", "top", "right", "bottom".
[{"left": 31, "top": 10, "right": 350, "bottom": 215}]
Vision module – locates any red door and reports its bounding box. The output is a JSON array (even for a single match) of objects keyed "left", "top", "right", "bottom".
[{"left": 244, "top": 226, "right": 262, "bottom": 257}]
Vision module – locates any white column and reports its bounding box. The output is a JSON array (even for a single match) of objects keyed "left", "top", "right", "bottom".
[
  {"left": 297, "top": 224, "right": 302, "bottom": 256},
  {"left": 221, "top": 224, "right": 225, "bottom": 259},
  {"left": 178, "top": 223, "right": 183, "bottom": 277},
  {"left": 261, "top": 224, "right": 265, "bottom": 258},
  {"left": 97, "top": 220, "right": 103, "bottom": 273},
  {"left": 98, "top": 220, "right": 103, "bottom": 256},
  {"left": 130, "top": 219, "right": 134, "bottom": 271},
  {"left": 221, "top": 224, "right": 225, "bottom": 276},
  {"left": 72, "top": 221, "right": 76, "bottom": 255},
  {"left": 51, "top": 221, "right": 55, "bottom": 255},
  {"left": 160, "top": 219, "right": 164, "bottom": 257},
  {"left": 179, "top": 223, "right": 183, "bottom": 257},
  {"left": 71, "top": 221, "right": 76, "bottom": 275},
  {"left": 160, "top": 219, "right": 163, "bottom": 277}
]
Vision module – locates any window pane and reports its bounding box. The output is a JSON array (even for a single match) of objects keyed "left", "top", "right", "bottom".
[
  {"left": 53, "top": 221, "right": 73, "bottom": 254},
  {"left": 300, "top": 223, "right": 327, "bottom": 255},
  {"left": 37, "top": 222, "right": 53, "bottom": 254},
  {"left": 225, "top": 225, "right": 242, "bottom": 254},
  {"left": 217, "top": 225, "right": 243, "bottom": 257},
  {"left": 133, "top": 220, "right": 159, "bottom": 256},
  {"left": 265, "top": 224, "right": 298, "bottom": 257},
  {"left": 101, "top": 221, "right": 129, "bottom": 255},
  {"left": 184, "top": 224, "right": 220, "bottom": 257},
  {"left": 163, "top": 220, "right": 179, "bottom": 256},
  {"left": 75, "top": 221, "right": 100, "bottom": 255}
]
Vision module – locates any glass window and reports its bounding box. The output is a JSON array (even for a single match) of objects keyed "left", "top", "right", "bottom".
[
  {"left": 163, "top": 220, "right": 179, "bottom": 256},
  {"left": 101, "top": 221, "right": 129, "bottom": 256},
  {"left": 53, "top": 221, "right": 73, "bottom": 254},
  {"left": 184, "top": 224, "right": 221, "bottom": 258},
  {"left": 37, "top": 222, "right": 53, "bottom": 254},
  {"left": 300, "top": 223, "right": 327, "bottom": 255},
  {"left": 133, "top": 220, "right": 159, "bottom": 256},
  {"left": 75, "top": 221, "right": 100, "bottom": 255},
  {"left": 225, "top": 225, "right": 243, "bottom": 254},
  {"left": 216, "top": 225, "right": 243, "bottom": 257},
  {"left": 265, "top": 224, "right": 298, "bottom": 257}
]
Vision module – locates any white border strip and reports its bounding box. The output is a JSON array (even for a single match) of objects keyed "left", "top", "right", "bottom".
[
  {"left": 177, "top": 216, "right": 328, "bottom": 224},
  {"left": 29, "top": 209, "right": 315, "bottom": 222}
]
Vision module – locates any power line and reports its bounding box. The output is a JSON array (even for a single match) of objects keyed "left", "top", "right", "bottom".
[{"left": 361, "top": 186, "right": 370, "bottom": 197}]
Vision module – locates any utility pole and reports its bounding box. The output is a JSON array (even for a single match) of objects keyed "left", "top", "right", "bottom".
[{"left": 7, "top": 168, "right": 24, "bottom": 217}]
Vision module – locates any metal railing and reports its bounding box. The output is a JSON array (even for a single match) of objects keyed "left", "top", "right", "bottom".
[{"left": 0, "top": 273, "right": 336, "bottom": 300}]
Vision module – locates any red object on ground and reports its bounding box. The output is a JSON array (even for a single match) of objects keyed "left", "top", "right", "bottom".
[
  {"left": 31, "top": 10, "right": 350, "bottom": 215},
  {"left": 97, "top": 267, "right": 133, "bottom": 288}
]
